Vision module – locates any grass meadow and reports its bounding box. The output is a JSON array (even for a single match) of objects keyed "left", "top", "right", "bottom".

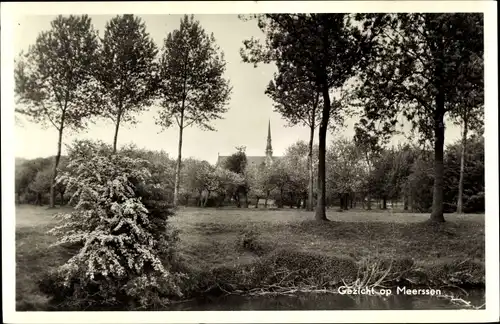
[{"left": 15, "top": 205, "right": 485, "bottom": 310}]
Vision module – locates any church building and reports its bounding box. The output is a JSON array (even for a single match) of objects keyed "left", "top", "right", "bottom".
[{"left": 217, "top": 120, "right": 281, "bottom": 168}]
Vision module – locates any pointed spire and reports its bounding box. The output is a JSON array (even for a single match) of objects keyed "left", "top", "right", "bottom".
[
  {"left": 268, "top": 119, "right": 271, "bottom": 137},
  {"left": 266, "top": 119, "right": 273, "bottom": 158}
]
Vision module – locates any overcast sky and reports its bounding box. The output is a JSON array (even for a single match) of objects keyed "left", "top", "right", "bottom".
[{"left": 13, "top": 14, "right": 463, "bottom": 164}]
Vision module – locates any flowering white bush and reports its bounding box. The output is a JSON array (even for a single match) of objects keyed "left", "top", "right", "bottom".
[{"left": 44, "top": 141, "right": 182, "bottom": 309}]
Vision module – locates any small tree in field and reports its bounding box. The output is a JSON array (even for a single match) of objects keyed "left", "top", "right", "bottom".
[
  {"left": 193, "top": 163, "right": 218, "bottom": 207},
  {"left": 406, "top": 156, "right": 434, "bottom": 212},
  {"left": 223, "top": 146, "right": 249, "bottom": 207},
  {"left": 282, "top": 141, "right": 316, "bottom": 208},
  {"left": 15, "top": 165, "right": 33, "bottom": 204},
  {"left": 97, "top": 15, "right": 159, "bottom": 153},
  {"left": 156, "top": 15, "right": 232, "bottom": 207},
  {"left": 213, "top": 167, "right": 245, "bottom": 207},
  {"left": 267, "top": 159, "right": 291, "bottom": 208},
  {"left": 250, "top": 164, "right": 279, "bottom": 208},
  {"left": 15, "top": 158, "right": 48, "bottom": 204},
  {"left": 245, "top": 163, "right": 267, "bottom": 208},
  {"left": 43, "top": 140, "right": 182, "bottom": 310},
  {"left": 15, "top": 15, "right": 101, "bottom": 208},
  {"left": 29, "top": 169, "right": 52, "bottom": 206},
  {"left": 353, "top": 117, "right": 391, "bottom": 210},
  {"left": 326, "top": 138, "right": 365, "bottom": 210}
]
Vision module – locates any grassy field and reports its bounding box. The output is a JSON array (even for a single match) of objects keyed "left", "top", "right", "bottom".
[
  {"left": 15, "top": 205, "right": 485, "bottom": 310},
  {"left": 169, "top": 207, "right": 484, "bottom": 266}
]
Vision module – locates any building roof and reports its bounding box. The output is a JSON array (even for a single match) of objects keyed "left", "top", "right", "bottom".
[
  {"left": 217, "top": 120, "right": 280, "bottom": 169},
  {"left": 217, "top": 155, "right": 281, "bottom": 168}
]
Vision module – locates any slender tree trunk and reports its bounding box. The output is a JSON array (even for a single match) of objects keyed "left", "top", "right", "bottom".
[
  {"left": 37, "top": 193, "right": 42, "bottom": 206},
  {"left": 430, "top": 103, "right": 446, "bottom": 222},
  {"left": 173, "top": 110, "right": 185, "bottom": 208},
  {"left": 60, "top": 191, "right": 64, "bottom": 206},
  {"left": 198, "top": 190, "right": 203, "bottom": 207},
  {"left": 235, "top": 192, "right": 241, "bottom": 208},
  {"left": 457, "top": 118, "right": 468, "bottom": 214},
  {"left": 382, "top": 197, "right": 387, "bottom": 209},
  {"left": 307, "top": 123, "right": 315, "bottom": 211},
  {"left": 112, "top": 110, "right": 122, "bottom": 154},
  {"left": 364, "top": 153, "right": 373, "bottom": 210},
  {"left": 264, "top": 191, "right": 269, "bottom": 208},
  {"left": 202, "top": 191, "right": 209, "bottom": 207},
  {"left": 404, "top": 193, "right": 409, "bottom": 210},
  {"left": 315, "top": 85, "right": 331, "bottom": 221},
  {"left": 255, "top": 196, "right": 260, "bottom": 208},
  {"left": 50, "top": 118, "right": 65, "bottom": 208},
  {"left": 410, "top": 193, "right": 414, "bottom": 212},
  {"left": 279, "top": 188, "right": 284, "bottom": 208}
]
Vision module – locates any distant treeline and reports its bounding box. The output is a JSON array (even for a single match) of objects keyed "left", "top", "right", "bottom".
[{"left": 15, "top": 134, "right": 484, "bottom": 213}]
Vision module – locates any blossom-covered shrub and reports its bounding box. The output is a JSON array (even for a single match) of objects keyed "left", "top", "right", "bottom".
[{"left": 40, "top": 140, "right": 183, "bottom": 310}]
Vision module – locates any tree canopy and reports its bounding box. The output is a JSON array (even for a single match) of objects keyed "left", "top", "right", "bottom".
[{"left": 96, "top": 14, "right": 159, "bottom": 152}]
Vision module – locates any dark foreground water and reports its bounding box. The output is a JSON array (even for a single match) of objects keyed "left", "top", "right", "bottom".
[{"left": 165, "top": 289, "right": 485, "bottom": 311}]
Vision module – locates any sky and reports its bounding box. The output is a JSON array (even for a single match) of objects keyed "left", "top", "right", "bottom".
[{"left": 13, "top": 14, "right": 463, "bottom": 164}]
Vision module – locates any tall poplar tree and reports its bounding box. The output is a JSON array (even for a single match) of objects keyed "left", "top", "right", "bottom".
[
  {"left": 157, "top": 15, "right": 232, "bottom": 207},
  {"left": 15, "top": 15, "right": 100, "bottom": 208}
]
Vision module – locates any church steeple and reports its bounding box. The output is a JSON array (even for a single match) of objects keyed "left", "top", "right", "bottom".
[{"left": 265, "top": 119, "right": 273, "bottom": 158}]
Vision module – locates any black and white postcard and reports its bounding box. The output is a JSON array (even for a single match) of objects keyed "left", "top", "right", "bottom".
[{"left": 2, "top": 1, "right": 498, "bottom": 323}]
